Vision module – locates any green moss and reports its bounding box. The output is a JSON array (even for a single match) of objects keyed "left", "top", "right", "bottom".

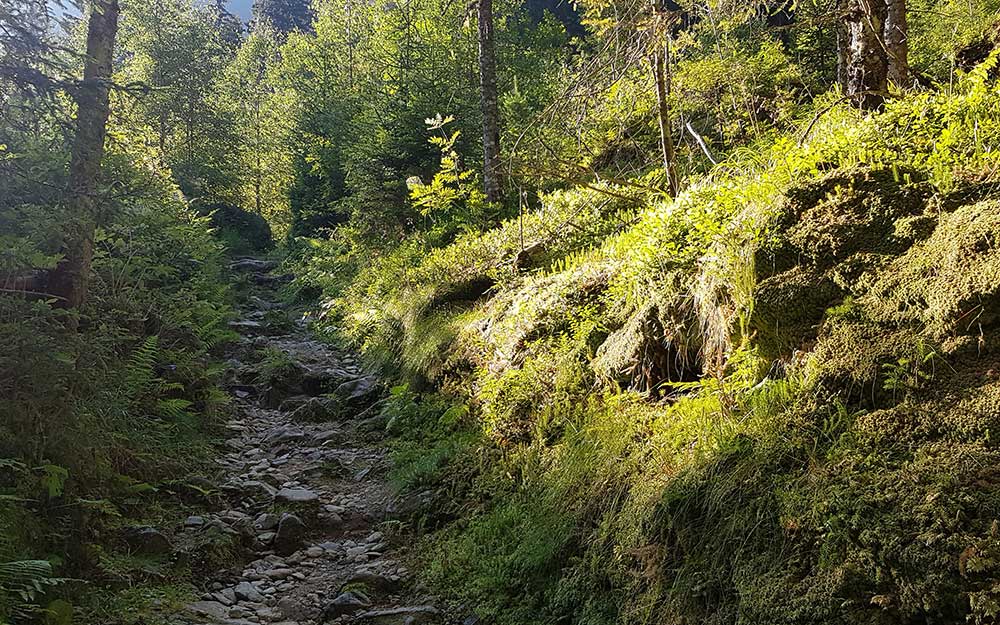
[
  {"left": 867, "top": 199, "right": 1000, "bottom": 336},
  {"left": 751, "top": 266, "right": 843, "bottom": 359},
  {"left": 758, "top": 167, "right": 933, "bottom": 278}
]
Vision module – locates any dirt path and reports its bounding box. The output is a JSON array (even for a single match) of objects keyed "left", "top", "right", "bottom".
[{"left": 165, "top": 259, "right": 440, "bottom": 625}]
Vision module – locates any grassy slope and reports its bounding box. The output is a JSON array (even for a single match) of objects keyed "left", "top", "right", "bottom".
[{"left": 309, "top": 57, "right": 1000, "bottom": 624}]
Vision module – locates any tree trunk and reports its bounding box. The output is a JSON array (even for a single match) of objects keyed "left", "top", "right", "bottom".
[
  {"left": 477, "top": 0, "right": 502, "bottom": 205},
  {"left": 885, "top": 0, "right": 908, "bottom": 87},
  {"left": 651, "top": 1, "right": 678, "bottom": 197},
  {"left": 841, "top": 0, "right": 888, "bottom": 110},
  {"left": 651, "top": 45, "right": 678, "bottom": 197},
  {"left": 836, "top": 17, "right": 849, "bottom": 91},
  {"left": 48, "top": 0, "right": 121, "bottom": 322}
]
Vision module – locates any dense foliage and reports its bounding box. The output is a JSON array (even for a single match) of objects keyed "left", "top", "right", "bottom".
[{"left": 4, "top": 0, "right": 1000, "bottom": 622}]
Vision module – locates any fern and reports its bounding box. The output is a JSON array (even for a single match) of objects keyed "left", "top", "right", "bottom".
[
  {"left": 156, "top": 398, "right": 193, "bottom": 421},
  {"left": 0, "top": 560, "right": 63, "bottom": 621},
  {"left": 122, "top": 335, "right": 159, "bottom": 406}
]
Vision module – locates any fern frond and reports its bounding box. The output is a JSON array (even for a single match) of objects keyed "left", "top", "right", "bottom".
[{"left": 122, "top": 336, "right": 160, "bottom": 404}]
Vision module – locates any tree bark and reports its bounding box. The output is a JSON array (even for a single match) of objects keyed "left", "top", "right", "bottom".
[
  {"left": 841, "top": 0, "right": 888, "bottom": 110},
  {"left": 651, "top": 45, "right": 678, "bottom": 197},
  {"left": 49, "top": 0, "right": 121, "bottom": 322},
  {"left": 651, "top": 1, "right": 678, "bottom": 197},
  {"left": 477, "top": 0, "right": 502, "bottom": 205},
  {"left": 885, "top": 0, "right": 908, "bottom": 87}
]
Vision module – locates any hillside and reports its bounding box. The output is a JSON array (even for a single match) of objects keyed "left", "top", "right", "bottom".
[{"left": 298, "top": 64, "right": 1000, "bottom": 624}]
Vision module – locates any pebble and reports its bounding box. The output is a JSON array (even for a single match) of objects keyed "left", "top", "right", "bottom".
[{"left": 305, "top": 546, "right": 324, "bottom": 558}]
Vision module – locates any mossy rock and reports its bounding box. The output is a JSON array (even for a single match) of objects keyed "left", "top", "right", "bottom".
[
  {"left": 750, "top": 266, "right": 844, "bottom": 360},
  {"left": 757, "top": 166, "right": 933, "bottom": 278},
  {"left": 812, "top": 317, "right": 922, "bottom": 405},
  {"left": 865, "top": 199, "right": 1000, "bottom": 336},
  {"left": 593, "top": 301, "right": 701, "bottom": 393}
]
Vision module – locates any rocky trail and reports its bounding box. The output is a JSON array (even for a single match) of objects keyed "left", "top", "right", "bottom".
[{"left": 158, "top": 258, "right": 443, "bottom": 625}]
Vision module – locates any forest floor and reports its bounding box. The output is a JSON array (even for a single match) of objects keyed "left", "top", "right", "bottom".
[{"left": 158, "top": 259, "right": 443, "bottom": 625}]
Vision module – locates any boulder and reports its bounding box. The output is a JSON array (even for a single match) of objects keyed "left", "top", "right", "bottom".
[
  {"left": 274, "top": 513, "right": 306, "bottom": 556},
  {"left": 335, "top": 376, "right": 381, "bottom": 405},
  {"left": 122, "top": 526, "right": 172, "bottom": 556}
]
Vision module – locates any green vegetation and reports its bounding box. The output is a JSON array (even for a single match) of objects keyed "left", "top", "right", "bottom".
[{"left": 5, "top": 0, "right": 1000, "bottom": 622}]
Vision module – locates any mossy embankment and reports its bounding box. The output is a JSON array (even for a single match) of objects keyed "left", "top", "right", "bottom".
[{"left": 298, "top": 58, "right": 1000, "bottom": 624}]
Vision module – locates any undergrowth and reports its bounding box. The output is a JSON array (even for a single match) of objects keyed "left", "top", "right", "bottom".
[
  {"left": 0, "top": 155, "right": 235, "bottom": 622},
  {"left": 300, "top": 55, "right": 1000, "bottom": 625}
]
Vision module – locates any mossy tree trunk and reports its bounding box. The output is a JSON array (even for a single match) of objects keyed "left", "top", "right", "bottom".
[
  {"left": 477, "top": 0, "right": 503, "bottom": 205},
  {"left": 49, "top": 0, "right": 121, "bottom": 323},
  {"left": 840, "top": 0, "right": 888, "bottom": 110}
]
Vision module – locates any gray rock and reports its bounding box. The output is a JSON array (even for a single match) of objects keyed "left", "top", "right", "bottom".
[
  {"left": 256, "top": 606, "right": 283, "bottom": 620},
  {"left": 212, "top": 591, "right": 234, "bottom": 606},
  {"left": 277, "top": 596, "right": 319, "bottom": 622},
  {"left": 275, "top": 487, "right": 319, "bottom": 504},
  {"left": 264, "top": 426, "right": 306, "bottom": 446},
  {"left": 234, "top": 581, "right": 265, "bottom": 603},
  {"left": 356, "top": 606, "right": 440, "bottom": 625},
  {"left": 323, "top": 591, "right": 372, "bottom": 620},
  {"left": 264, "top": 568, "right": 296, "bottom": 580},
  {"left": 185, "top": 515, "right": 205, "bottom": 528},
  {"left": 301, "top": 369, "right": 350, "bottom": 396},
  {"left": 230, "top": 320, "right": 266, "bottom": 335},
  {"left": 346, "top": 545, "right": 367, "bottom": 559},
  {"left": 274, "top": 513, "right": 306, "bottom": 556},
  {"left": 334, "top": 376, "right": 381, "bottom": 405},
  {"left": 249, "top": 295, "right": 283, "bottom": 311},
  {"left": 255, "top": 512, "right": 281, "bottom": 530},
  {"left": 305, "top": 546, "right": 324, "bottom": 558},
  {"left": 343, "top": 570, "right": 402, "bottom": 594},
  {"left": 225, "top": 479, "right": 278, "bottom": 500},
  {"left": 278, "top": 395, "right": 312, "bottom": 413},
  {"left": 186, "top": 600, "right": 230, "bottom": 620},
  {"left": 312, "top": 429, "right": 343, "bottom": 444},
  {"left": 258, "top": 531, "right": 276, "bottom": 544},
  {"left": 122, "top": 526, "right": 172, "bottom": 556}
]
